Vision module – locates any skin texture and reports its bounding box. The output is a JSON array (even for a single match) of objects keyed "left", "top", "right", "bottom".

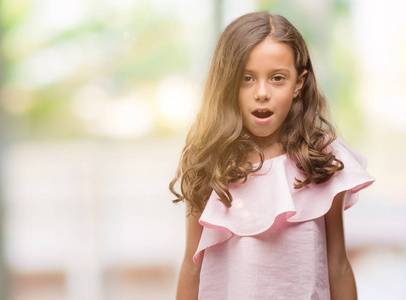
[
  {"left": 325, "top": 191, "right": 358, "bottom": 300},
  {"left": 239, "top": 37, "right": 307, "bottom": 148}
]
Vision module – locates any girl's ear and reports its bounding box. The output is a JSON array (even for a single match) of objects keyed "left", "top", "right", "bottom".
[{"left": 294, "top": 70, "right": 308, "bottom": 97}]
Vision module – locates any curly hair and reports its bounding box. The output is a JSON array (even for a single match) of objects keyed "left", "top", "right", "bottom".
[{"left": 170, "top": 12, "right": 343, "bottom": 215}]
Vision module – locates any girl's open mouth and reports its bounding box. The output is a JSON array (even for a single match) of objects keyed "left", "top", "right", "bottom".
[{"left": 252, "top": 109, "right": 273, "bottom": 119}]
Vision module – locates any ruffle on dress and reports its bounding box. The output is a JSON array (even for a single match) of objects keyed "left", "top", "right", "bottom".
[{"left": 193, "top": 138, "right": 375, "bottom": 263}]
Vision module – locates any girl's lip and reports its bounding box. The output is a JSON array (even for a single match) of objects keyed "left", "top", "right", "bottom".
[{"left": 252, "top": 114, "right": 273, "bottom": 124}]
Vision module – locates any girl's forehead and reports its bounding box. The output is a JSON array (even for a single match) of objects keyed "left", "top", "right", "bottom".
[{"left": 245, "top": 38, "right": 296, "bottom": 71}]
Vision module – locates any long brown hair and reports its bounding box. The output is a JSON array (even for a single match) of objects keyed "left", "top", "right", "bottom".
[{"left": 170, "top": 12, "right": 343, "bottom": 214}]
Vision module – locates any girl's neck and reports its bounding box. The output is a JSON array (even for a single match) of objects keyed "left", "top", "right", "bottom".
[
  {"left": 252, "top": 135, "right": 276, "bottom": 148},
  {"left": 248, "top": 135, "right": 285, "bottom": 163}
]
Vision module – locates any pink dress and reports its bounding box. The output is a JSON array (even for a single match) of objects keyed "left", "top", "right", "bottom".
[{"left": 194, "top": 138, "right": 375, "bottom": 299}]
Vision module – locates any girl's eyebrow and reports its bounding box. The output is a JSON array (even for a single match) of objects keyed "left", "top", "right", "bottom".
[{"left": 244, "top": 68, "right": 291, "bottom": 74}]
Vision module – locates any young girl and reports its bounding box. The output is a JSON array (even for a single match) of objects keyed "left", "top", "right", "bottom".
[{"left": 170, "top": 12, "right": 374, "bottom": 300}]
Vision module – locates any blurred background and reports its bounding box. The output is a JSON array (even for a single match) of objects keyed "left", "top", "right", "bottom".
[{"left": 0, "top": 0, "right": 405, "bottom": 299}]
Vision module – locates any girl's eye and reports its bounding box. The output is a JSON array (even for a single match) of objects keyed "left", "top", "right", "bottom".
[
  {"left": 272, "top": 76, "right": 284, "bottom": 82},
  {"left": 243, "top": 75, "right": 254, "bottom": 82}
]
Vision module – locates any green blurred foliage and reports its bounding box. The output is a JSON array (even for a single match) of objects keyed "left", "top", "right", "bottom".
[
  {"left": 0, "top": 0, "right": 33, "bottom": 29},
  {"left": 0, "top": 0, "right": 189, "bottom": 140}
]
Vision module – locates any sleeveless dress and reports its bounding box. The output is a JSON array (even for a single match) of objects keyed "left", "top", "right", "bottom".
[{"left": 194, "top": 138, "right": 375, "bottom": 300}]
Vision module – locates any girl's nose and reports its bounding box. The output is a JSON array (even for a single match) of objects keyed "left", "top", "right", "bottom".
[{"left": 254, "top": 81, "right": 270, "bottom": 101}]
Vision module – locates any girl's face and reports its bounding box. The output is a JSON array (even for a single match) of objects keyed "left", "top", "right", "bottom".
[{"left": 238, "top": 37, "right": 307, "bottom": 142}]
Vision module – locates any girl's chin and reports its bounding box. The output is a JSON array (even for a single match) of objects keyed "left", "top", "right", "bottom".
[{"left": 247, "top": 132, "right": 279, "bottom": 144}]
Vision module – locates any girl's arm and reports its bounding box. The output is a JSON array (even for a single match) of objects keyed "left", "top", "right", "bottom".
[
  {"left": 325, "top": 191, "right": 357, "bottom": 300},
  {"left": 176, "top": 202, "right": 204, "bottom": 300}
]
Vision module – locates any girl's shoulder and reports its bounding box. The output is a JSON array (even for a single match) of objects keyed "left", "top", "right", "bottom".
[
  {"left": 301, "top": 136, "right": 375, "bottom": 211},
  {"left": 327, "top": 136, "right": 368, "bottom": 169}
]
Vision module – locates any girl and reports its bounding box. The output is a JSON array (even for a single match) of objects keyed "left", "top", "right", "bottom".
[{"left": 170, "top": 12, "right": 374, "bottom": 300}]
